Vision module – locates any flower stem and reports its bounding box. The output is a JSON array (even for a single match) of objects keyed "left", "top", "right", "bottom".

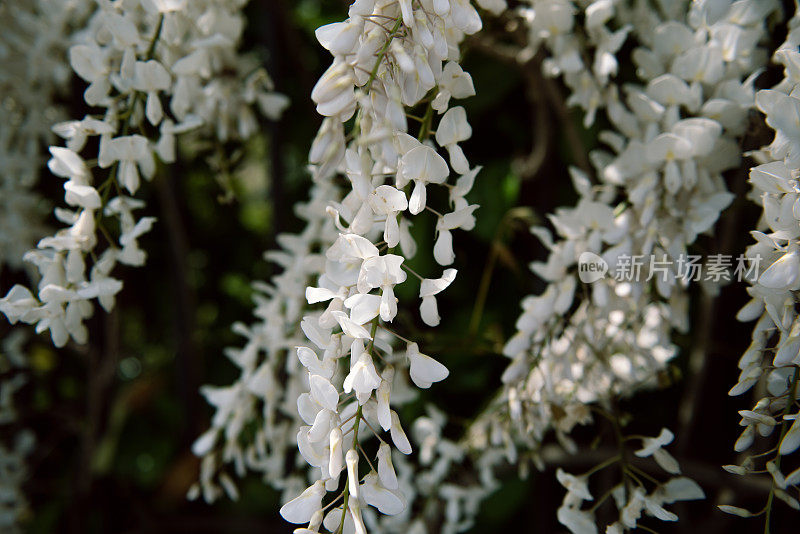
[
  {"left": 99, "top": 13, "right": 165, "bottom": 209},
  {"left": 338, "top": 319, "right": 379, "bottom": 534},
  {"left": 417, "top": 101, "right": 434, "bottom": 141},
  {"left": 366, "top": 17, "right": 403, "bottom": 91}
]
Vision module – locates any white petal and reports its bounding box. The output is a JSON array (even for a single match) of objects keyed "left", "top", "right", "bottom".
[
  {"left": 377, "top": 376, "right": 392, "bottom": 431},
  {"left": 297, "top": 393, "right": 320, "bottom": 425},
  {"left": 420, "top": 296, "right": 440, "bottom": 327},
  {"left": 384, "top": 215, "right": 400, "bottom": 248},
  {"left": 399, "top": 145, "right": 448, "bottom": 186},
  {"left": 306, "top": 286, "right": 340, "bottom": 304},
  {"left": 380, "top": 285, "right": 397, "bottom": 322},
  {"left": 447, "top": 143, "right": 470, "bottom": 174},
  {"left": 120, "top": 160, "right": 140, "bottom": 193},
  {"left": 327, "top": 234, "right": 379, "bottom": 262},
  {"left": 420, "top": 269, "right": 457, "bottom": 297},
  {"left": 64, "top": 182, "right": 102, "bottom": 210},
  {"left": 297, "top": 427, "right": 326, "bottom": 467},
  {"left": 654, "top": 449, "right": 681, "bottom": 474},
  {"left": 332, "top": 310, "right": 372, "bottom": 339},
  {"left": 361, "top": 473, "right": 405, "bottom": 515},
  {"left": 343, "top": 353, "right": 381, "bottom": 400},
  {"left": 310, "top": 374, "right": 339, "bottom": 412},
  {"left": 433, "top": 228, "right": 455, "bottom": 266},
  {"left": 409, "top": 181, "right": 427, "bottom": 215},
  {"left": 557, "top": 506, "right": 598, "bottom": 534},
  {"left": 329, "top": 427, "right": 344, "bottom": 478},
  {"left": 191, "top": 428, "right": 217, "bottom": 456},
  {"left": 377, "top": 442, "right": 398, "bottom": 489},
  {"left": 343, "top": 293, "right": 381, "bottom": 325},
  {"left": 280, "top": 481, "right": 325, "bottom": 524},
  {"left": 759, "top": 252, "right": 800, "bottom": 289},
  {"left": 297, "top": 346, "right": 325, "bottom": 375},
  {"left": 368, "top": 185, "right": 408, "bottom": 214},
  {"left": 308, "top": 408, "right": 333, "bottom": 443},
  {"left": 346, "top": 449, "right": 360, "bottom": 498},
  {"left": 146, "top": 92, "right": 163, "bottom": 125},
  {"left": 662, "top": 477, "right": 704, "bottom": 502},
  {"left": 780, "top": 417, "right": 800, "bottom": 455},
  {"left": 399, "top": 218, "right": 417, "bottom": 258},
  {"left": 718, "top": 505, "right": 755, "bottom": 517},
  {"left": 435, "top": 106, "right": 471, "bottom": 146},
  {"left": 407, "top": 342, "right": 449, "bottom": 388},
  {"left": 390, "top": 411, "right": 412, "bottom": 454}
]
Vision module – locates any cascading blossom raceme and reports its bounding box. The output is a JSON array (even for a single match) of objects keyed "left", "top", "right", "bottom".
[
  {"left": 264, "top": 0, "right": 492, "bottom": 532},
  {"left": 517, "top": 0, "right": 633, "bottom": 127},
  {"left": 442, "top": 1, "right": 778, "bottom": 532},
  {"left": 0, "top": 0, "right": 288, "bottom": 348},
  {"left": 192, "top": 0, "right": 494, "bottom": 526},
  {"left": 0, "top": 4, "right": 93, "bottom": 532},
  {"left": 0, "top": 0, "right": 94, "bottom": 272},
  {"left": 189, "top": 179, "right": 343, "bottom": 503},
  {"left": 722, "top": 6, "right": 800, "bottom": 524},
  {"left": 0, "top": 2, "right": 288, "bottom": 530}
]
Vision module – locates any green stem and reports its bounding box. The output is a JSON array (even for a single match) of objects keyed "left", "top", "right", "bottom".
[
  {"left": 145, "top": 14, "right": 164, "bottom": 59},
  {"left": 338, "top": 319, "right": 379, "bottom": 534},
  {"left": 417, "top": 101, "right": 434, "bottom": 141},
  {"left": 610, "top": 400, "right": 632, "bottom": 500},
  {"left": 349, "top": 16, "right": 403, "bottom": 145},
  {"left": 589, "top": 484, "right": 617, "bottom": 513},
  {"left": 468, "top": 210, "right": 514, "bottom": 335},
  {"left": 366, "top": 17, "right": 403, "bottom": 91},
  {"left": 582, "top": 454, "right": 621, "bottom": 478},
  {"left": 338, "top": 403, "right": 363, "bottom": 534},
  {"left": 98, "top": 13, "right": 165, "bottom": 209}
]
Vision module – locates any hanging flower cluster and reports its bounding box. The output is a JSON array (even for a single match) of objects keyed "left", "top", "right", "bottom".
[
  {"left": 517, "top": 0, "right": 632, "bottom": 127},
  {"left": 193, "top": 1, "right": 792, "bottom": 532},
  {"left": 442, "top": 1, "right": 779, "bottom": 532},
  {"left": 723, "top": 5, "right": 800, "bottom": 520},
  {"left": 190, "top": 178, "right": 343, "bottom": 503},
  {"left": 0, "top": 0, "right": 288, "bottom": 348},
  {"left": 0, "top": 1, "right": 94, "bottom": 272},
  {"left": 0, "top": 4, "right": 94, "bottom": 532},
  {"left": 283, "top": 0, "right": 495, "bottom": 525},
  {"left": 499, "top": 0, "right": 774, "bottom": 444},
  {"left": 193, "top": 0, "right": 497, "bottom": 531}
]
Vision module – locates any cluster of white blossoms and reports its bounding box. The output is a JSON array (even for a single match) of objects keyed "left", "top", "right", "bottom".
[
  {"left": 517, "top": 0, "right": 633, "bottom": 127},
  {"left": 446, "top": 0, "right": 778, "bottom": 532},
  {"left": 722, "top": 5, "right": 800, "bottom": 520},
  {"left": 0, "top": 1, "right": 93, "bottom": 271},
  {"left": 196, "top": 1, "right": 798, "bottom": 531},
  {"left": 192, "top": 0, "right": 500, "bottom": 531},
  {"left": 190, "top": 179, "right": 343, "bottom": 503},
  {"left": 283, "top": 0, "right": 494, "bottom": 525},
  {"left": 0, "top": 0, "right": 288, "bottom": 348},
  {"left": 554, "top": 428, "right": 705, "bottom": 534},
  {"left": 0, "top": 4, "right": 93, "bottom": 532}
]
